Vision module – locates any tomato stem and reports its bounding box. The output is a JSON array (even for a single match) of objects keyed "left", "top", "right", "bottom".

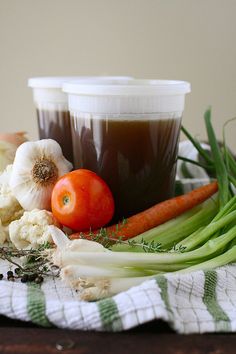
[{"left": 63, "top": 195, "right": 70, "bottom": 205}]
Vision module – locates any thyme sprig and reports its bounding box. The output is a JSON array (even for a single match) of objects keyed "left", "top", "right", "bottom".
[
  {"left": 79, "top": 224, "right": 185, "bottom": 254},
  {"left": 0, "top": 242, "right": 59, "bottom": 279}
]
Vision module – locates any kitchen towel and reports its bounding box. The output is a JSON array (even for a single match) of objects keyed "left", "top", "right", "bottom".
[{"left": 0, "top": 259, "right": 235, "bottom": 333}]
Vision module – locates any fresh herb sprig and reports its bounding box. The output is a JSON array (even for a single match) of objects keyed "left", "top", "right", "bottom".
[
  {"left": 0, "top": 243, "right": 59, "bottom": 282},
  {"left": 79, "top": 226, "right": 187, "bottom": 254}
]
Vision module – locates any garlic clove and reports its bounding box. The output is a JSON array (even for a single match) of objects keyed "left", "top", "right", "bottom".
[
  {"left": 12, "top": 178, "right": 52, "bottom": 210},
  {"left": 11, "top": 141, "right": 39, "bottom": 170},
  {"left": 33, "top": 139, "right": 72, "bottom": 173}
]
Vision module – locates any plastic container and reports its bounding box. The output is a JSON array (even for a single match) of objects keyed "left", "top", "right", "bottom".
[
  {"left": 28, "top": 76, "right": 133, "bottom": 163},
  {"left": 63, "top": 79, "right": 191, "bottom": 221}
]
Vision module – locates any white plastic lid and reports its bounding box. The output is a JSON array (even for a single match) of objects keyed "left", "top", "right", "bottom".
[
  {"left": 28, "top": 76, "right": 133, "bottom": 89},
  {"left": 63, "top": 80, "right": 191, "bottom": 96},
  {"left": 64, "top": 79, "right": 191, "bottom": 115}
]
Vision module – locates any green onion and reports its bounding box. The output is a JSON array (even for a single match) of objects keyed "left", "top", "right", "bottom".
[
  {"left": 178, "top": 210, "right": 236, "bottom": 250},
  {"left": 178, "top": 245, "right": 236, "bottom": 274},
  {"left": 204, "top": 108, "right": 231, "bottom": 207},
  {"left": 178, "top": 155, "right": 215, "bottom": 171},
  {"left": 54, "top": 225, "right": 236, "bottom": 269},
  {"left": 51, "top": 226, "right": 236, "bottom": 300},
  {"left": 181, "top": 125, "right": 214, "bottom": 165}
]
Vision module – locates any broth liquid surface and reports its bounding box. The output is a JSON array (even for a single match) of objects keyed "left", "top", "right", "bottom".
[{"left": 72, "top": 116, "right": 181, "bottom": 221}]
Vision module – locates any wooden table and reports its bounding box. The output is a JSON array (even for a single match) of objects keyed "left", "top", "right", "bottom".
[{"left": 0, "top": 316, "right": 235, "bottom": 354}]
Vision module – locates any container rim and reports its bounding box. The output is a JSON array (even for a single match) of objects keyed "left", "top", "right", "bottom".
[
  {"left": 63, "top": 79, "right": 191, "bottom": 96},
  {"left": 28, "top": 76, "right": 133, "bottom": 89}
]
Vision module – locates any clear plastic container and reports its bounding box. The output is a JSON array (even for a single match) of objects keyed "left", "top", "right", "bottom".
[
  {"left": 28, "top": 76, "right": 133, "bottom": 163},
  {"left": 63, "top": 80, "right": 191, "bottom": 221}
]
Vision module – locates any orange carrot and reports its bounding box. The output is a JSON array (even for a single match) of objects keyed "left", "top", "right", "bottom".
[{"left": 70, "top": 181, "right": 218, "bottom": 241}]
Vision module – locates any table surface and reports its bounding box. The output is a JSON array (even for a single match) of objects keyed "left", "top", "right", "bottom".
[{"left": 0, "top": 316, "right": 236, "bottom": 354}]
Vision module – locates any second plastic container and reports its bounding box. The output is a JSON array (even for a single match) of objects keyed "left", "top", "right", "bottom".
[{"left": 28, "top": 76, "right": 133, "bottom": 164}]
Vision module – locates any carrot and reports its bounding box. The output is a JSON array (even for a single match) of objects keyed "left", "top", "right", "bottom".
[{"left": 70, "top": 181, "right": 218, "bottom": 241}]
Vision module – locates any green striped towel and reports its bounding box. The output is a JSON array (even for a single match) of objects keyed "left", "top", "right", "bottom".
[
  {"left": 0, "top": 141, "right": 235, "bottom": 333},
  {"left": 0, "top": 261, "right": 235, "bottom": 333}
]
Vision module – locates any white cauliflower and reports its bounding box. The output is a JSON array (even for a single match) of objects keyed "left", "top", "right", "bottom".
[
  {"left": 0, "top": 165, "right": 23, "bottom": 225},
  {"left": 9, "top": 209, "right": 60, "bottom": 250}
]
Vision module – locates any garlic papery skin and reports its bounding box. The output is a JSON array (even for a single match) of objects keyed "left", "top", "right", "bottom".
[{"left": 9, "top": 139, "right": 73, "bottom": 211}]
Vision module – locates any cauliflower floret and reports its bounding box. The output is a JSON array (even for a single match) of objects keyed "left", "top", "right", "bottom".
[
  {"left": 9, "top": 209, "right": 60, "bottom": 249},
  {"left": 0, "top": 165, "right": 23, "bottom": 225}
]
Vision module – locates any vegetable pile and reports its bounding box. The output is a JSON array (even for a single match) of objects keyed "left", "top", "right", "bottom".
[
  {"left": 1, "top": 108, "right": 236, "bottom": 300},
  {"left": 0, "top": 137, "right": 116, "bottom": 284}
]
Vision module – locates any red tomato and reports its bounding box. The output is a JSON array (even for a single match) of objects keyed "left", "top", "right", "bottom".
[{"left": 51, "top": 169, "right": 115, "bottom": 231}]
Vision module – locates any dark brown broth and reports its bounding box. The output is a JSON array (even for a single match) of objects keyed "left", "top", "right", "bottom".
[
  {"left": 36, "top": 109, "right": 73, "bottom": 163},
  {"left": 71, "top": 116, "right": 181, "bottom": 221}
]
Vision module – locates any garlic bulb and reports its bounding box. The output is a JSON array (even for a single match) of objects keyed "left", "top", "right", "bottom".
[{"left": 9, "top": 139, "right": 73, "bottom": 211}]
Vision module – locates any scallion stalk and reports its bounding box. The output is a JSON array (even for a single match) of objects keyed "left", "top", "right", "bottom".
[
  {"left": 204, "top": 108, "right": 231, "bottom": 207},
  {"left": 177, "top": 245, "right": 236, "bottom": 274},
  {"left": 178, "top": 210, "right": 236, "bottom": 250},
  {"left": 54, "top": 224, "right": 236, "bottom": 270},
  {"left": 181, "top": 125, "right": 214, "bottom": 165}
]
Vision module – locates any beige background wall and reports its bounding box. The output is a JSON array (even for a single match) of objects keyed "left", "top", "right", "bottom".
[{"left": 0, "top": 0, "right": 236, "bottom": 148}]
